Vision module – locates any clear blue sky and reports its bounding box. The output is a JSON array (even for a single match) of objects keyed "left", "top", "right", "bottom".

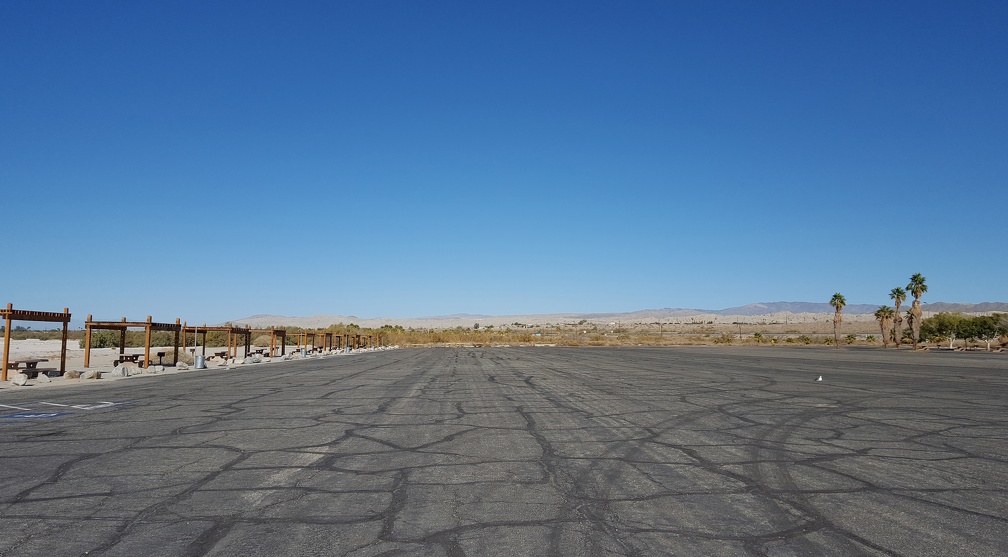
[{"left": 3, "top": 1, "right": 1005, "bottom": 324}]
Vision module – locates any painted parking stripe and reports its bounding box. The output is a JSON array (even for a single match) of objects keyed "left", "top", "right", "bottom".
[
  {"left": 32, "top": 401, "right": 117, "bottom": 410},
  {"left": 72, "top": 402, "right": 116, "bottom": 410},
  {"left": 0, "top": 401, "right": 123, "bottom": 419}
]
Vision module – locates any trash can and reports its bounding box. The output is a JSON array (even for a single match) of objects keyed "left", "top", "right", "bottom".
[
  {"left": 300, "top": 348, "right": 307, "bottom": 358},
  {"left": 194, "top": 355, "right": 206, "bottom": 369}
]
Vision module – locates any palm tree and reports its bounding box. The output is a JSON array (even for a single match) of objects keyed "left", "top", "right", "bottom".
[
  {"left": 874, "top": 306, "right": 895, "bottom": 348},
  {"left": 830, "top": 292, "right": 846, "bottom": 348},
  {"left": 906, "top": 273, "right": 927, "bottom": 350},
  {"left": 889, "top": 287, "right": 906, "bottom": 347},
  {"left": 907, "top": 273, "right": 928, "bottom": 301}
]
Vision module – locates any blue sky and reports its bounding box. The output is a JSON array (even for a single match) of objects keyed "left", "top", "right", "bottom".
[{"left": 2, "top": 1, "right": 1006, "bottom": 324}]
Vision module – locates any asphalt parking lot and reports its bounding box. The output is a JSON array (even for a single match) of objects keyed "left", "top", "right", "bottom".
[{"left": 0, "top": 346, "right": 1005, "bottom": 556}]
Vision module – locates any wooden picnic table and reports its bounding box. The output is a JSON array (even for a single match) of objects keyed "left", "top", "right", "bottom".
[
  {"left": 115, "top": 354, "right": 144, "bottom": 365},
  {"left": 6, "top": 358, "right": 48, "bottom": 370},
  {"left": 7, "top": 359, "right": 56, "bottom": 378}
]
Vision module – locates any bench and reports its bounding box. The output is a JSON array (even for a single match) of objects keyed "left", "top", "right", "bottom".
[{"left": 27, "top": 367, "right": 58, "bottom": 379}]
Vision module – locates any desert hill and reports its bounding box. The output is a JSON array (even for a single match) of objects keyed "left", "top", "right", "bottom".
[{"left": 227, "top": 302, "right": 1008, "bottom": 330}]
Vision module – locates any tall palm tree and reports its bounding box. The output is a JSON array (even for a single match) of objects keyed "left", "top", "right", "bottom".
[
  {"left": 830, "top": 292, "right": 846, "bottom": 348},
  {"left": 889, "top": 287, "right": 906, "bottom": 347},
  {"left": 906, "top": 273, "right": 927, "bottom": 350},
  {"left": 874, "top": 305, "right": 895, "bottom": 348}
]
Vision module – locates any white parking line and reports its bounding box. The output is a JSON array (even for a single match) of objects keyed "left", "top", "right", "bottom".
[
  {"left": 4, "top": 401, "right": 120, "bottom": 413},
  {"left": 0, "top": 404, "right": 31, "bottom": 411},
  {"left": 72, "top": 402, "right": 116, "bottom": 410}
]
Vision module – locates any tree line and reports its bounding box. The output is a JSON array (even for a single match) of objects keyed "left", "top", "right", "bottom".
[
  {"left": 918, "top": 312, "right": 1008, "bottom": 351},
  {"left": 832, "top": 273, "right": 1006, "bottom": 351}
]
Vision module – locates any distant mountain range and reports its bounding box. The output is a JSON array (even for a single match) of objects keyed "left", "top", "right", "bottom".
[
  {"left": 228, "top": 301, "right": 1008, "bottom": 329},
  {"left": 18, "top": 302, "right": 1004, "bottom": 332}
]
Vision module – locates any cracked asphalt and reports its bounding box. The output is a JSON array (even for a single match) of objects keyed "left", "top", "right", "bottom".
[{"left": 1, "top": 346, "right": 1006, "bottom": 556}]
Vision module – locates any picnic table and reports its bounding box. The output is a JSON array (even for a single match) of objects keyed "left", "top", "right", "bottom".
[
  {"left": 7, "top": 359, "right": 56, "bottom": 378},
  {"left": 214, "top": 351, "right": 228, "bottom": 359},
  {"left": 115, "top": 354, "right": 144, "bottom": 366},
  {"left": 6, "top": 358, "right": 48, "bottom": 371}
]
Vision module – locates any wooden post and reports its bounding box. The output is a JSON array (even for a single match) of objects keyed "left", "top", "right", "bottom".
[
  {"left": 84, "top": 315, "right": 93, "bottom": 368},
  {"left": 144, "top": 316, "right": 152, "bottom": 369},
  {"left": 60, "top": 308, "right": 69, "bottom": 373},
  {"left": 201, "top": 326, "right": 207, "bottom": 356},
  {"left": 2, "top": 303, "right": 12, "bottom": 382},
  {"left": 173, "top": 318, "right": 180, "bottom": 365},
  {"left": 119, "top": 317, "right": 127, "bottom": 356},
  {"left": 270, "top": 328, "right": 276, "bottom": 358}
]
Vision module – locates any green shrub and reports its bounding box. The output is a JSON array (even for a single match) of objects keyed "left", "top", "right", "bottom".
[{"left": 845, "top": 334, "right": 857, "bottom": 344}]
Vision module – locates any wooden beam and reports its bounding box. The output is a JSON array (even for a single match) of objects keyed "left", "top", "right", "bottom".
[
  {"left": 173, "top": 318, "right": 180, "bottom": 365},
  {"left": 144, "top": 316, "right": 152, "bottom": 369},
  {"left": 2, "top": 303, "right": 12, "bottom": 382},
  {"left": 84, "top": 315, "right": 92, "bottom": 368},
  {"left": 60, "top": 308, "right": 69, "bottom": 373},
  {"left": 119, "top": 318, "right": 127, "bottom": 356}
]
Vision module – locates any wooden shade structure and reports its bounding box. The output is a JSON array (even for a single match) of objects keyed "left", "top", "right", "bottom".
[
  {"left": 296, "top": 332, "right": 316, "bottom": 352},
  {"left": 1, "top": 303, "right": 72, "bottom": 381},
  {"left": 319, "top": 332, "right": 334, "bottom": 351},
  {"left": 249, "top": 328, "right": 287, "bottom": 357},
  {"left": 295, "top": 331, "right": 346, "bottom": 353},
  {"left": 83, "top": 315, "right": 181, "bottom": 369},
  {"left": 181, "top": 323, "right": 253, "bottom": 359}
]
